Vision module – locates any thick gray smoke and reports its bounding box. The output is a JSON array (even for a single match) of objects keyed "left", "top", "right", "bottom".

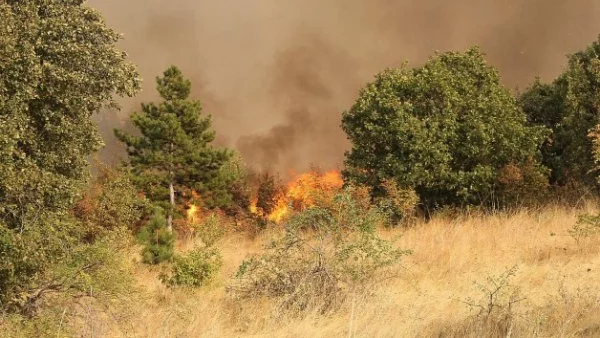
[{"left": 90, "top": 0, "right": 600, "bottom": 173}]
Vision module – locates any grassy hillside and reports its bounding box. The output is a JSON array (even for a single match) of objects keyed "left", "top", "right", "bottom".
[{"left": 7, "top": 204, "right": 597, "bottom": 338}]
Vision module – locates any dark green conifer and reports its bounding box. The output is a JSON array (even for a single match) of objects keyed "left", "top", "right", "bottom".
[{"left": 116, "top": 66, "right": 232, "bottom": 230}]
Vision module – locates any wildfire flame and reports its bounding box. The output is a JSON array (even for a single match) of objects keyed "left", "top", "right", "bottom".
[
  {"left": 267, "top": 193, "right": 288, "bottom": 223},
  {"left": 250, "top": 170, "right": 343, "bottom": 224},
  {"left": 187, "top": 204, "right": 199, "bottom": 223},
  {"left": 187, "top": 191, "right": 201, "bottom": 223}
]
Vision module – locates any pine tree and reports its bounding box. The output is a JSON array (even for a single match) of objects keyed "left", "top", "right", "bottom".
[{"left": 116, "top": 66, "right": 232, "bottom": 231}]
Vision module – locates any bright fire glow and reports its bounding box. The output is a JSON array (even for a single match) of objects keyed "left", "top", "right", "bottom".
[
  {"left": 250, "top": 170, "right": 344, "bottom": 224},
  {"left": 187, "top": 191, "right": 201, "bottom": 223},
  {"left": 266, "top": 193, "right": 288, "bottom": 223},
  {"left": 187, "top": 204, "right": 199, "bottom": 223}
]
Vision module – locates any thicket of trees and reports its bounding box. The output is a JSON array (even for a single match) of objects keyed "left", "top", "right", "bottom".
[
  {"left": 342, "top": 39, "right": 600, "bottom": 210},
  {"left": 342, "top": 48, "right": 548, "bottom": 209},
  {"left": 3, "top": 0, "right": 600, "bottom": 333},
  {"left": 519, "top": 37, "right": 600, "bottom": 188}
]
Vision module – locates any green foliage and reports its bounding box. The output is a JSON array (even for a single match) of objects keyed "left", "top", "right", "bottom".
[
  {"left": 0, "top": 312, "right": 65, "bottom": 338},
  {"left": 230, "top": 187, "right": 409, "bottom": 314},
  {"left": 74, "top": 164, "right": 149, "bottom": 241},
  {"left": 520, "top": 36, "right": 600, "bottom": 187},
  {"left": 0, "top": 229, "right": 135, "bottom": 336},
  {"left": 0, "top": 1, "right": 139, "bottom": 229},
  {"left": 0, "top": 0, "right": 139, "bottom": 314},
  {"left": 588, "top": 124, "right": 600, "bottom": 179},
  {"left": 193, "top": 212, "right": 226, "bottom": 248},
  {"left": 160, "top": 247, "right": 222, "bottom": 288},
  {"left": 342, "top": 48, "right": 548, "bottom": 209},
  {"left": 137, "top": 209, "right": 174, "bottom": 264},
  {"left": 568, "top": 126, "right": 600, "bottom": 244},
  {"left": 374, "top": 179, "right": 418, "bottom": 225},
  {"left": 569, "top": 214, "right": 600, "bottom": 244},
  {"left": 518, "top": 79, "right": 567, "bottom": 185},
  {"left": 115, "top": 66, "right": 233, "bottom": 220},
  {"left": 162, "top": 213, "right": 225, "bottom": 288},
  {"left": 255, "top": 172, "right": 284, "bottom": 217},
  {"left": 0, "top": 220, "right": 134, "bottom": 315},
  {"left": 218, "top": 152, "right": 252, "bottom": 216}
]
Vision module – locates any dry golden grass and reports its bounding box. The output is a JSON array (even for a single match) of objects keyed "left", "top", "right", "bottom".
[{"left": 73, "top": 204, "right": 600, "bottom": 337}]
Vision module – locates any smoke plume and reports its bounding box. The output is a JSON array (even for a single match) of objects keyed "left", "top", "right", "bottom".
[{"left": 90, "top": 0, "right": 600, "bottom": 173}]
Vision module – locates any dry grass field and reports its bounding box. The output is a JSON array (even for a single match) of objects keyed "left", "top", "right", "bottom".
[{"left": 47, "top": 203, "right": 600, "bottom": 338}]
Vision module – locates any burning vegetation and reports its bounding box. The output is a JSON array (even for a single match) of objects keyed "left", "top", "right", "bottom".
[
  {"left": 6, "top": 1, "right": 600, "bottom": 336},
  {"left": 249, "top": 170, "right": 344, "bottom": 224}
]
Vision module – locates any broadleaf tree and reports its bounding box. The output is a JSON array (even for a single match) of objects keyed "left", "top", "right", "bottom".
[
  {"left": 342, "top": 48, "right": 548, "bottom": 209},
  {"left": 520, "top": 36, "right": 600, "bottom": 188},
  {"left": 0, "top": 0, "right": 139, "bottom": 310},
  {"left": 115, "top": 66, "right": 232, "bottom": 231}
]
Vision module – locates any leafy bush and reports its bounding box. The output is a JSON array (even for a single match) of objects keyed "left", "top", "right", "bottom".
[
  {"left": 193, "top": 212, "right": 226, "bottom": 247},
  {"left": 518, "top": 79, "right": 568, "bottom": 185},
  {"left": 374, "top": 179, "right": 419, "bottom": 225},
  {"left": 137, "top": 209, "right": 174, "bottom": 264},
  {"left": 0, "top": 219, "right": 134, "bottom": 316},
  {"left": 74, "top": 164, "right": 149, "bottom": 241},
  {"left": 160, "top": 247, "right": 222, "bottom": 288},
  {"left": 496, "top": 160, "right": 550, "bottom": 207},
  {"left": 229, "top": 187, "right": 409, "bottom": 315},
  {"left": 342, "top": 47, "right": 548, "bottom": 209},
  {"left": 218, "top": 153, "right": 253, "bottom": 216}
]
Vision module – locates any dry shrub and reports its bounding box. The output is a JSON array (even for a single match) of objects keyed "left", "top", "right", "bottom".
[
  {"left": 193, "top": 213, "right": 227, "bottom": 247},
  {"left": 425, "top": 282, "right": 600, "bottom": 338},
  {"left": 497, "top": 160, "right": 550, "bottom": 208},
  {"left": 228, "top": 187, "right": 409, "bottom": 316},
  {"left": 570, "top": 213, "right": 600, "bottom": 244},
  {"left": 161, "top": 212, "right": 225, "bottom": 288},
  {"left": 160, "top": 247, "right": 222, "bottom": 288},
  {"left": 375, "top": 179, "right": 419, "bottom": 225},
  {"left": 73, "top": 164, "right": 148, "bottom": 242},
  {"left": 421, "top": 266, "right": 524, "bottom": 338}
]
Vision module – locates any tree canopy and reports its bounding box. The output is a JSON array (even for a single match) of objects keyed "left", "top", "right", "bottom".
[
  {"left": 342, "top": 48, "right": 548, "bottom": 208},
  {"left": 0, "top": 0, "right": 139, "bottom": 310},
  {"left": 115, "top": 66, "right": 233, "bottom": 228},
  {"left": 520, "top": 36, "right": 600, "bottom": 188}
]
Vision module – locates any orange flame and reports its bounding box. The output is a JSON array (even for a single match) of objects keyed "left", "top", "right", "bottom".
[
  {"left": 249, "top": 198, "right": 258, "bottom": 214},
  {"left": 187, "top": 191, "right": 201, "bottom": 223},
  {"left": 287, "top": 170, "right": 343, "bottom": 210},
  {"left": 267, "top": 192, "right": 288, "bottom": 223},
  {"left": 250, "top": 170, "right": 343, "bottom": 224},
  {"left": 187, "top": 204, "right": 199, "bottom": 223}
]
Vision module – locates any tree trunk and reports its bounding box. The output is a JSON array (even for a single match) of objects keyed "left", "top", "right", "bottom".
[{"left": 168, "top": 182, "right": 175, "bottom": 232}]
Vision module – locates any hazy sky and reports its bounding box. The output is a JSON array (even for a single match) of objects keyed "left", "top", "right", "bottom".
[{"left": 90, "top": 0, "right": 600, "bottom": 174}]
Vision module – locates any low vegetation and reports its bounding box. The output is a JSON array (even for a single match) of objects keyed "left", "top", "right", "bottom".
[
  {"left": 3, "top": 1, "right": 600, "bottom": 337},
  {"left": 3, "top": 205, "right": 597, "bottom": 337},
  {"left": 230, "top": 188, "right": 409, "bottom": 315}
]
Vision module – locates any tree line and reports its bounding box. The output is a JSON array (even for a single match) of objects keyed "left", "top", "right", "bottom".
[{"left": 3, "top": 0, "right": 600, "bottom": 330}]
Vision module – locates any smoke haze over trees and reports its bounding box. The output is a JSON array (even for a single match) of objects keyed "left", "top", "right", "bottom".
[{"left": 91, "top": 0, "right": 600, "bottom": 173}]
